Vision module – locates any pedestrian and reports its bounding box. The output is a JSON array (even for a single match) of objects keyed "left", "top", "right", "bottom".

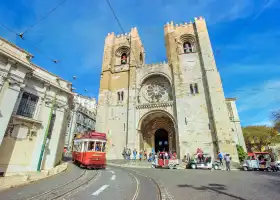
[
  {"left": 133, "top": 149, "right": 137, "bottom": 161},
  {"left": 225, "top": 153, "right": 231, "bottom": 171},
  {"left": 139, "top": 149, "right": 143, "bottom": 161},
  {"left": 218, "top": 152, "right": 223, "bottom": 166},
  {"left": 127, "top": 148, "right": 131, "bottom": 160},
  {"left": 122, "top": 147, "right": 126, "bottom": 159}
]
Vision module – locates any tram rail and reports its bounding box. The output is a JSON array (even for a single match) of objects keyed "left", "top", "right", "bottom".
[{"left": 21, "top": 169, "right": 100, "bottom": 200}]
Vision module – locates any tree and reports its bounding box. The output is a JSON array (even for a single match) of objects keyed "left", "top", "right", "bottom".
[
  {"left": 271, "top": 109, "right": 280, "bottom": 130},
  {"left": 242, "top": 126, "right": 280, "bottom": 152},
  {"left": 236, "top": 144, "right": 247, "bottom": 162}
]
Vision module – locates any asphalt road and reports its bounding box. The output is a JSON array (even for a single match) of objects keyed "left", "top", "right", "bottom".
[
  {"left": 0, "top": 163, "right": 159, "bottom": 200},
  {"left": 0, "top": 163, "right": 279, "bottom": 200},
  {"left": 134, "top": 168, "right": 280, "bottom": 200}
]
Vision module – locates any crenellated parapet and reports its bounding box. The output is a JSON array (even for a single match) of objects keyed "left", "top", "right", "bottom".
[{"left": 164, "top": 16, "right": 205, "bottom": 35}]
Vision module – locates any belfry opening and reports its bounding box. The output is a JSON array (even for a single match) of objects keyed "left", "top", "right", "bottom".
[{"left": 139, "top": 111, "right": 176, "bottom": 153}]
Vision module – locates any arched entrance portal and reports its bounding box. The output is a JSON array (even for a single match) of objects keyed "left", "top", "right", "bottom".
[
  {"left": 154, "top": 129, "right": 169, "bottom": 152},
  {"left": 139, "top": 111, "right": 176, "bottom": 153}
]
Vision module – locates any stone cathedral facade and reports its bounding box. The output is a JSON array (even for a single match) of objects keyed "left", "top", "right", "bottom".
[{"left": 96, "top": 16, "right": 246, "bottom": 161}]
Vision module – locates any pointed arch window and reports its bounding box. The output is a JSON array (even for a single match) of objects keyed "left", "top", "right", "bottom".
[
  {"left": 121, "top": 53, "right": 127, "bottom": 65},
  {"left": 183, "top": 42, "right": 193, "bottom": 53}
]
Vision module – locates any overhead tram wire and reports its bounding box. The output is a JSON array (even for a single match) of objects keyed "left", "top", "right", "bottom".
[
  {"left": 0, "top": 22, "right": 59, "bottom": 64},
  {"left": 18, "top": 0, "right": 69, "bottom": 39}
]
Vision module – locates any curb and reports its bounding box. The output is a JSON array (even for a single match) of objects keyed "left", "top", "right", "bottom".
[
  {"left": 0, "top": 162, "right": 68, "bottom": 191},
  {"left": 107, "top": 163, "right": 186, "bottom": 169},
  {"left": 108, "top": 163, "right": 241, "bottom": 171}
]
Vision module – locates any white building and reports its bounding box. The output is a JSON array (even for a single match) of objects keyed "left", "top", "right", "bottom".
[
  {"left": 0, "top": 36, "right": 73, "bottom": 175},
  {"left": 64, "top": 94, "right": 97, "bottom": 150}
]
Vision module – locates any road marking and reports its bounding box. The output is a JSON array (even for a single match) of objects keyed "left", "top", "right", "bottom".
[
  {"left": 92, "top": 185, "right": 109, "bottom": 196},
  {"left": 130, "top": 173, "right": 139, "bottom": 200},
  {"left": 111, "top": 175, "right": 116, "bottom": 180},
  {"left": 109, "top": 170, "right": 115, "bottom": 174}
]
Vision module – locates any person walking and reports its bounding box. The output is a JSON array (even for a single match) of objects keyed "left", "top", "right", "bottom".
[
  {"left": 218, "top": 152, "right": 223, "bottom": 166},
  {"left": 133, "top": 149, "right": 137, "bottom": 161},
  {"left": 224, "top": 153, "right": 231, "bottom": 171}
]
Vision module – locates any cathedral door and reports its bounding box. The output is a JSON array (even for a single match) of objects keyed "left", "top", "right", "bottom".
[{"left": 154, "top": 129, "right": 169, "bottom": 152}]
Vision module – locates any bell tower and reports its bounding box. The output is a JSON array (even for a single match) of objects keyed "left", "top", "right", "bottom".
[
  {"left": 96, "top": 27, "right": 145, "bottom": 159},
  {"left": 164, "top": 17, "right": 239, "bottom": 162}
]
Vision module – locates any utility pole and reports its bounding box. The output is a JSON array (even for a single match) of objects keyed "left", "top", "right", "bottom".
[{"left": 37, "top": 94, "right": 57, "bottom": 171}]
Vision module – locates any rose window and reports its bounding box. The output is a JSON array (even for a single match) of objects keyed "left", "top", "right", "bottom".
[{"left": 141, "top": 76, "right": 171, "bottom": 103}]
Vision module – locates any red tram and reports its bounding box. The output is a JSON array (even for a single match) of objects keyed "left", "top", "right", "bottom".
[{"left": 72, "top": 131, "right": 107, "bottom": 169}]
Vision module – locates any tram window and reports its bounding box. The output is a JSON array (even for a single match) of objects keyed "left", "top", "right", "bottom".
[
  {"left": 102, "top": 143, "right": 106, "bottom": 152},
  {"left": 88, "top": 141, "right": 95, "bottom": 151},
  {"left": 95, "top": 142, "right": 102, "bottom": 152},
  {"left": 73, "top": 143, "right": 82, "bottom": 152}
]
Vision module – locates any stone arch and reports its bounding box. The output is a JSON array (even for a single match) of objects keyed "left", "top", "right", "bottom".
[
  {"left": 140, "top": 72, "right": 171, "bottom": 86},
  {"left": 137, "top": 110, "right": 177, "bottom": 153},
  {"left": 115, "top": 46, "right": 130, "bottom": 57},
  {"left": 178, "top": 34, "right": 197, "bottom": 53},
  {"left": 137, "top": 109, "right": 175, "bottom": 130}
]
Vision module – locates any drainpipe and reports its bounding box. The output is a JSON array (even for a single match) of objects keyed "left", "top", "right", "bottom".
[{"left": 37, "top": 94, "right": 57, "bottom": 171}]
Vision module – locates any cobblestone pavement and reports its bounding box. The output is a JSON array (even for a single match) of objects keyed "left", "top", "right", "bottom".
[{"left": 134, "top": 168, "right": 280, "bottom": 200}]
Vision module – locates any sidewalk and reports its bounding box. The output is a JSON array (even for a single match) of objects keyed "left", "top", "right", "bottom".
[
  {"left": 108, "top": 160, "right": 241, "bottom": 171},
  {"left": 0, "top": 162, "right": 68, "bottom": 191},
  {"left": 107, "top": 159, "right": 186, "bottom": 169}
]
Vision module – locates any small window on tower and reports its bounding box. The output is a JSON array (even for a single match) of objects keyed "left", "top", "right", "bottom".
[
  {"left": 140, "top": 53, "right": 143, "bottom": 65},
  {"left": 121, "top": 91, "right": 124, "bottom": 101},
  {"left": 117, "top": 92, "right": 120, "bottom": 101},
  {"left": 183, "top": 42, "right": 192, "bottom": 53},
  {"left": 121, "top": 53, "right": 127, "bottom": 65}
]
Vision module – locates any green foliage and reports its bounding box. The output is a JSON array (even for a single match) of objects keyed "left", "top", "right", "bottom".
[
  {"left": 236, "top": 144, "right": 246, "bottom": 162},
  {"left": 242, "top": 126, "right": 280, "bottom": 152}
]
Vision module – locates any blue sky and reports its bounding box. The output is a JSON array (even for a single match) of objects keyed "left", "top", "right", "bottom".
[{"left": 0, "top": 0, "right": 279, "bottom": 127}]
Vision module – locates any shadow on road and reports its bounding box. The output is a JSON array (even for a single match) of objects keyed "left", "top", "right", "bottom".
[{"left": 177, "top": 183, "right": 247, "bottom": 200}]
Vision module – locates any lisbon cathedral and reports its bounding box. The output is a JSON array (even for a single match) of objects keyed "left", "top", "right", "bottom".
[{"left": 96, "top": 16, "right": 246, "bottom": 162}]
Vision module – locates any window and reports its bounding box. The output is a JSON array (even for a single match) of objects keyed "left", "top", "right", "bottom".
[
  {"left": 140, "top": 53, "right": 143, "bottom": 64},
  {"left": 16, "top": 92, "right": 38, "bottom": 118},
  {"left": 190, "top": 83, "right": 199, "bottom": 94},
  {"left": 95, "top": 141, "right": 102, "bottom": 152},
  {"left": 183, "top": 42, "right": 193, "bottom": 53},
  {"left": 117, "top": 91, "right": 124, "bottom": 101},
  {"left": 88, "top": 141, "right": 96, "bottom": 151},
  {"left": 102, "top": 142, "right": 106, "bottom": 152},
  {"left": 121, "top": 53, "right": 127, "bottom": 64}
]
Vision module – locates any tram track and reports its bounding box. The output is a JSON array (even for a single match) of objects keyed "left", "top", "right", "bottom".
[
  {"left": 22, "top": 169, "right": 101, "bottom": 200},
  {"left": 123, "top": 168, "right": 163, "bottom": 200}
]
